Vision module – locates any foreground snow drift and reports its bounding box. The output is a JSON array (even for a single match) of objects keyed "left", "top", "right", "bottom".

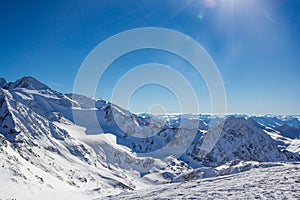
[{"left": 105, "top": 163, "right": 300, "bottom": 200}]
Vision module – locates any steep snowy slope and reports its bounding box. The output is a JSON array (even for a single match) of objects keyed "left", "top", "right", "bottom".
[{"left": 274, "top": 124, "right": 300, "bottom": 139}]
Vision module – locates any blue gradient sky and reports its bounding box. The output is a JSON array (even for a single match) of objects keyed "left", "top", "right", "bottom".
[{"left": 0, "top": 0, "right": 300, "bottom": 114}]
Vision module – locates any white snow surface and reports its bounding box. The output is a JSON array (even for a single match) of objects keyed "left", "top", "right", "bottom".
[{"left": 105, "top": 163, "right": 300, "bottom": 200}]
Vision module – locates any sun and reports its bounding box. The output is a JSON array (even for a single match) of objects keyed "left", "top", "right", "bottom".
[{"left": 203, "top": 0, "right": 242, "bottom": 9}]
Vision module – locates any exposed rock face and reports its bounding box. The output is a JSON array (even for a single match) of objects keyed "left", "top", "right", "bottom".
[{"left": 0, "top": 78, "right": 7, "bottom": 88}]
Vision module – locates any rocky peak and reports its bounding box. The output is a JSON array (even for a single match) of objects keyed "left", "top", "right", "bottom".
[
  {"left": 223, "top": 116, "right": 264, "bottom": 131},
  {"left": 0, "top": 78, "right": 7, "bottom": 88},
  {"left": 8, "top": 76, "right": 50, "bottom": 90}
]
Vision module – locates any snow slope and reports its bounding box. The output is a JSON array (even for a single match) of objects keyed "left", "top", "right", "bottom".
[{"left": 105, "top": 162, "right": 300, "bottom": 200}]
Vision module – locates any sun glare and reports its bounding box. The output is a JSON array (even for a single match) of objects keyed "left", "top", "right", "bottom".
[{"left": 202, "top": 0, "right": 239, "bottom": 10}]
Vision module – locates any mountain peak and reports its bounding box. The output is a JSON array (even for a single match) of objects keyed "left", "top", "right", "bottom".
[
  {"left": 223, "top": 116, "right": 264, "bottom": 131},
  {"left": 8, "top": 76, "right": 50, "bottom": 90},
  {"left": 0, "top": 78, "right": 7, "bottom": 88}
]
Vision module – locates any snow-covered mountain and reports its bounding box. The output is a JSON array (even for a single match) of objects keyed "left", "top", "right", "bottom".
[
  {"left": 0, "top": 76, "right": 299, "bottom": 199},
  {"left": 0, "top": 77, "right": 192, "bottom": 199},
  {"left": 185, "top": 116, "right": 298, "bottom": 167}
]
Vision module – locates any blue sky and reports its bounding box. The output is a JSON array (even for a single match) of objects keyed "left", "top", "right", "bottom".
[{"left": 0, "top": 0, "right": 300, "bottom": 114}]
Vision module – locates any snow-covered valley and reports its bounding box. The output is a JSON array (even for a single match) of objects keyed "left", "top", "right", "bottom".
[{"left": 0, "top": 76, "right": 300, "bottom": 199}]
